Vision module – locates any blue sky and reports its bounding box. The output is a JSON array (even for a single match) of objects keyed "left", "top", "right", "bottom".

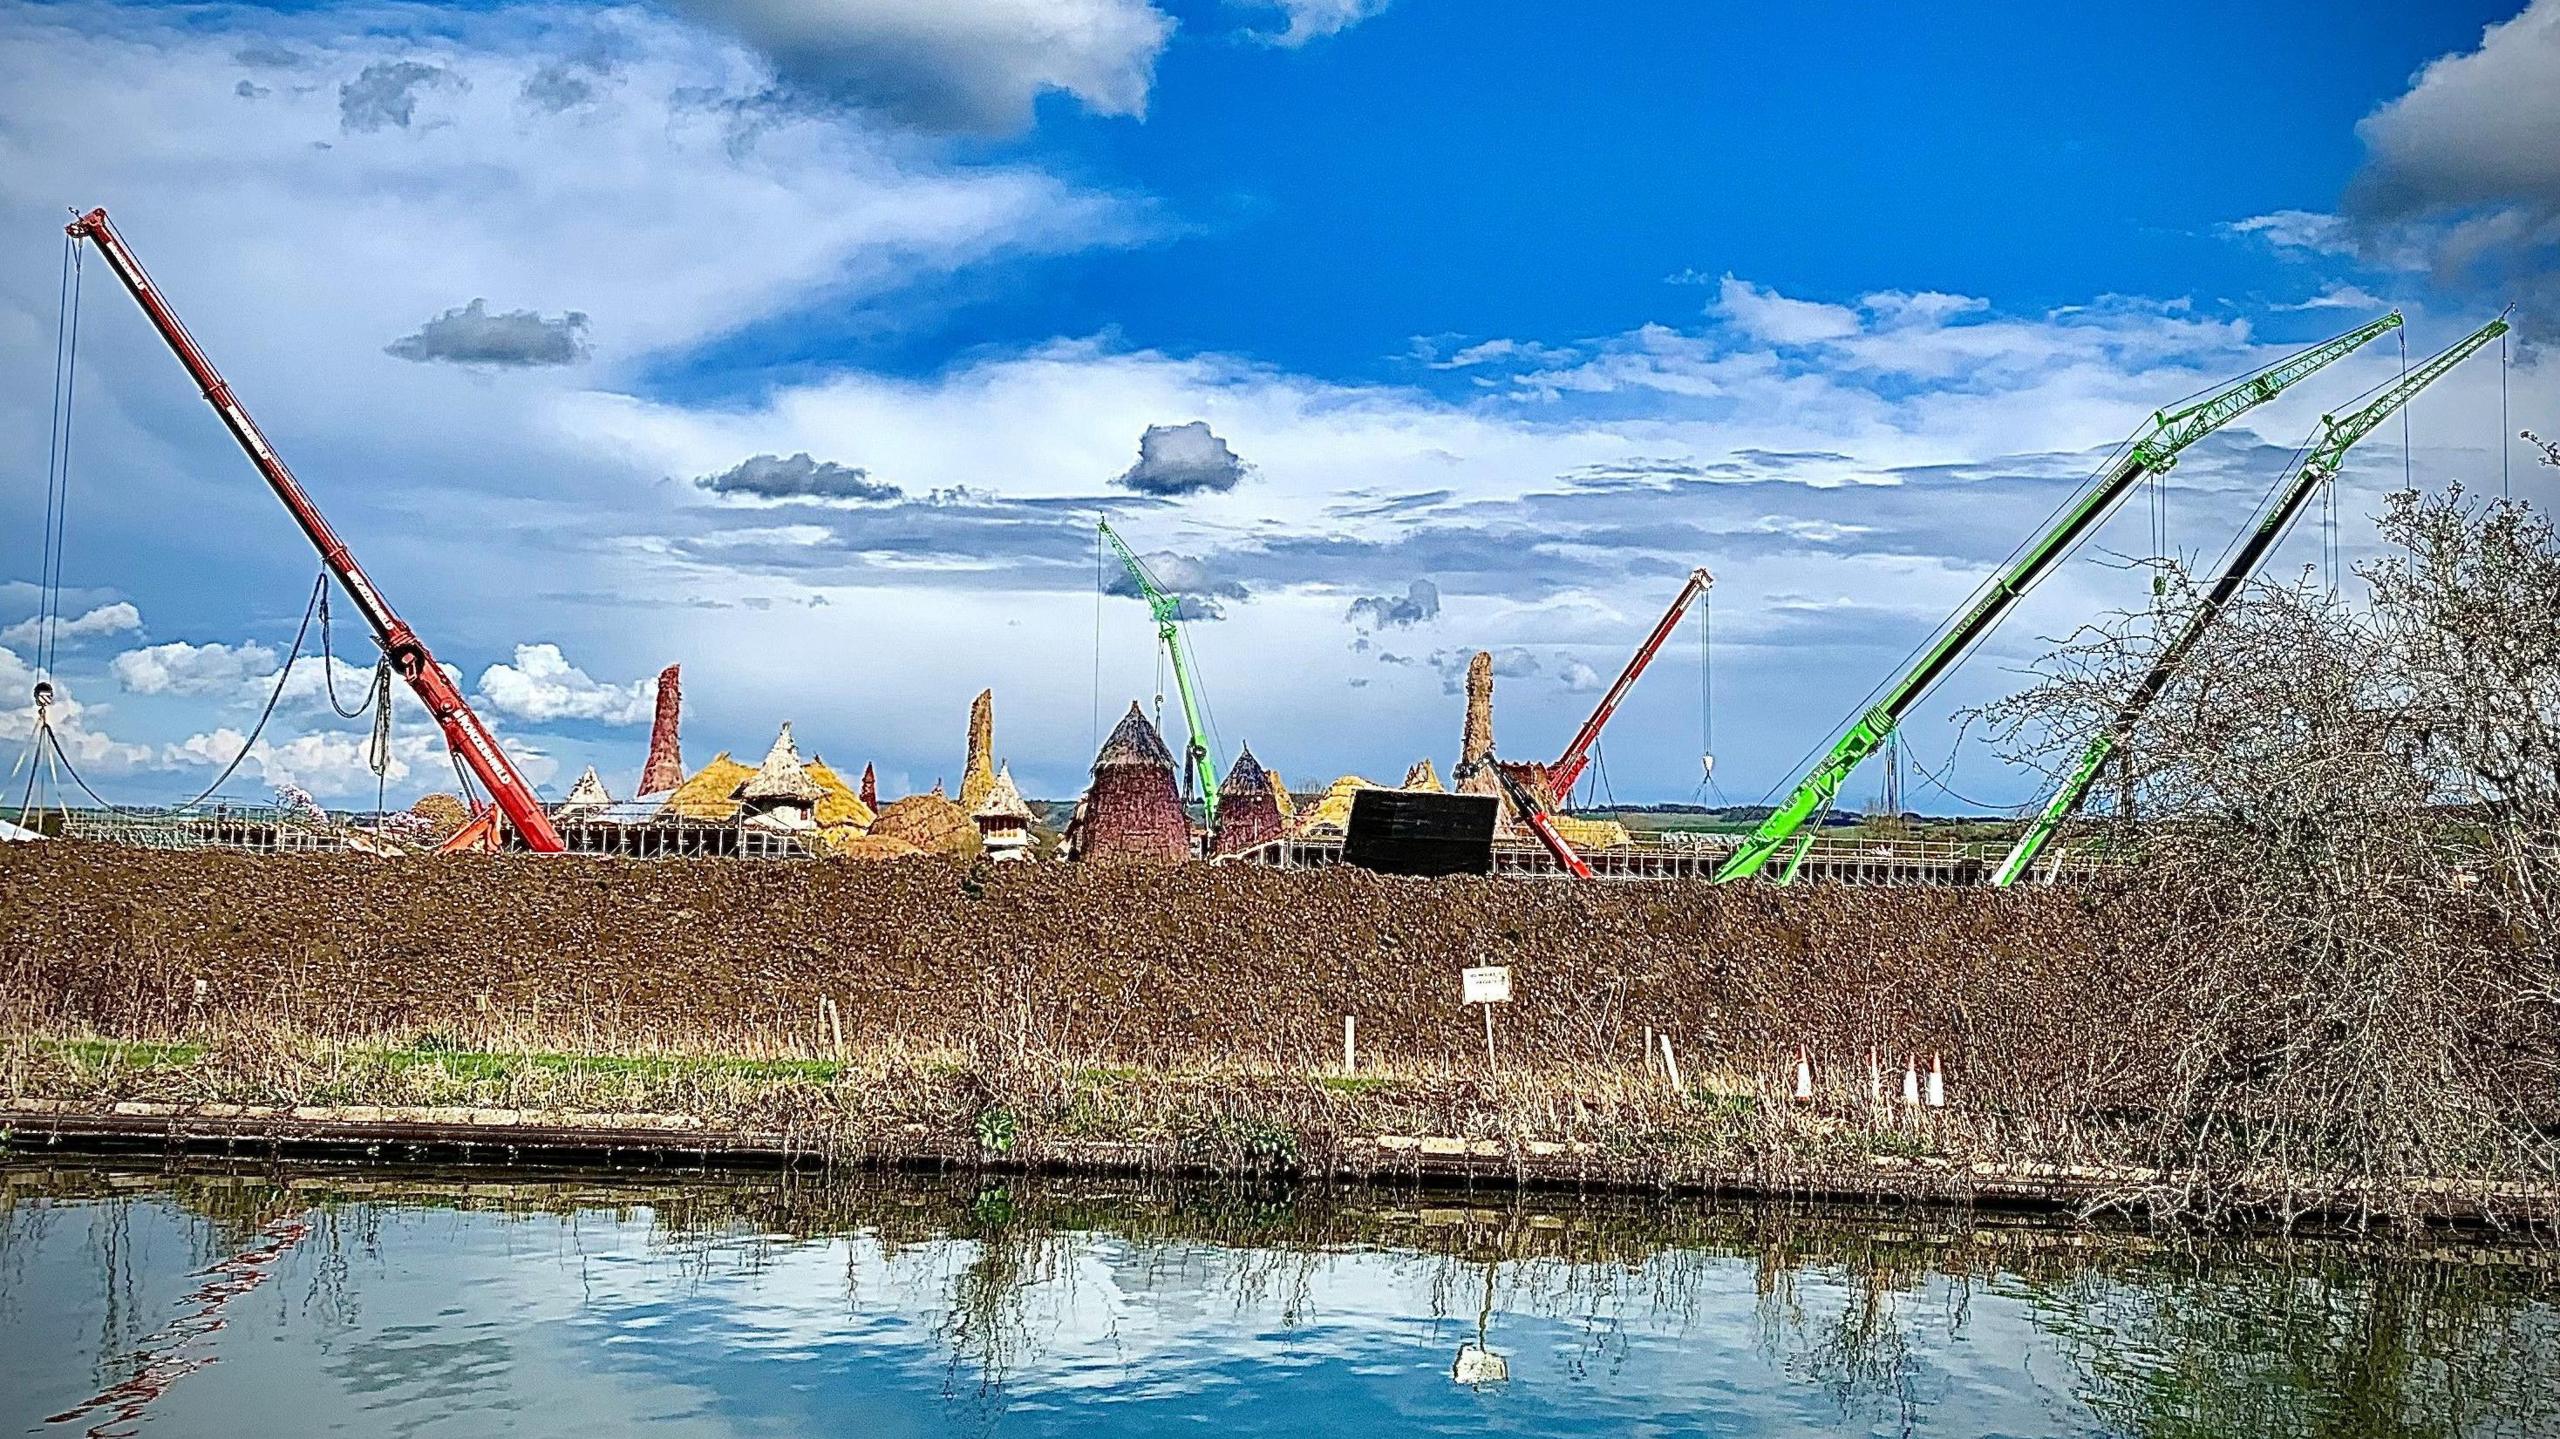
[{"left": 3, "top": 0, "right": 2553, "bottom": 813}]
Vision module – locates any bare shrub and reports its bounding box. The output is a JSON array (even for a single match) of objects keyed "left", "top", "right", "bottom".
[{"left": 1981, "top": 487, "right": 2560, "bottom": 1226}]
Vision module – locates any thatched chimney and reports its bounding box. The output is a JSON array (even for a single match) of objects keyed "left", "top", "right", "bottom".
[
  {"left": 961, "top": 688, "right": 997, "bottom": 808},
  {"left": 639, "top": 664, "right": 684, "bottom": 795}
]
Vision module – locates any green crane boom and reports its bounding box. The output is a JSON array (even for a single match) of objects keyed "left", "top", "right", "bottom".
[
  {"left": 1712, "top": 310, "right": 2404, "bottom": 884},
  {"left": 1992, "top": 313, "right": 2509, "bottom": 886},
  {"left": 1099, "top": 518, "right": 1221, "bottom": 822}
]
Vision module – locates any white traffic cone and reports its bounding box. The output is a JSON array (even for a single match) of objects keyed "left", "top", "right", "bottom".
[
  {"left": 1791, "top": 1047, "right": 1814, "bottom": 1102},
  {"left": 1901, "top": 1055, "right": 1922, "bottom": 1107},
  {"left": 1925, "top": 1054, "right": 1946, "bottom": 1109}
]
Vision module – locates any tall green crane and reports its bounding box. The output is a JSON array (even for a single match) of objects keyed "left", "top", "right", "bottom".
[
  {"left": 1992, "top": 313, "right": 2509, "bottom": 886},
  {"left": 1713, "top": 310, "right": 2404, "bottom": 884},
  {"left": 1099, "top": 518, "right": 1221, "bottom": 822}
]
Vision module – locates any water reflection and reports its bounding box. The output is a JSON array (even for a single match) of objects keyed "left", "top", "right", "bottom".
[{"left": 1, "top": 1161, "right": 2552, "bottom": 1437}]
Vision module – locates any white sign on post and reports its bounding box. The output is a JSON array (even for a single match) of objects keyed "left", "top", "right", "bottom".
[{"left": 1462, "top": 966, "right": 1512, "bottom": 1005}]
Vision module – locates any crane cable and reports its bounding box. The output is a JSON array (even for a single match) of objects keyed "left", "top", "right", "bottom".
[{"left": 33, "top": 235, "right": 84, "bottom": 681}]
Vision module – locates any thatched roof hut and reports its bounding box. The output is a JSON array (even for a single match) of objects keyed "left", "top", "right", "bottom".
[
  {"left": 1211, "top": 745, "right": 1284, "bottom": 856},
  {"left": 1073, "top": 703, "right": 1191, "bottom": 864}
]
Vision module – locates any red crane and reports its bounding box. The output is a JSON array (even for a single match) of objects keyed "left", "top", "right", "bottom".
[
  {"left": 66, "top": 207, "right": 568, "bottom": 854},
  {"left": 1546, "top": 566, "right": 1713, "bottom": 801},
  {"left": 1488, "top": 756, "right": 1595, "bottom": 880}
]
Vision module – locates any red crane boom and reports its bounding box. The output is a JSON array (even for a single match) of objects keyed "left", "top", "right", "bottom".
[
  {"left": 66, "top": 207, "right": 567, "bottom": 853},
  {"left": 1546, "top": 566, "right": 1712, "bottom": 800}
]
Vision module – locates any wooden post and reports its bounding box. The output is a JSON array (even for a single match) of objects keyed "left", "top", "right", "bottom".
[
  {"left": 1343, "top": 1014, "right": 1357, "bottom": 1074},
  {"left": 1658, "top": 1033, "right": 1682, "bottom": 1092},
  {"left": 1482, "top": 1004, "right": 1498, "bottom": 1076},
  {"left": 1643, "top": 1023, "right": 1655, "bottom": 1072}
]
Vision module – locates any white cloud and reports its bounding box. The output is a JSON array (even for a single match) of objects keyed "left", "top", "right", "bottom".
[
  {"left": 1713, "top": 275, "right": 1862, "bottom": 346},
  {"left": 2232, "top": 4, "right": 2560, "bottom": 328},
  {"left": 670, "top": 0, "right": 1174, "bottom": 133},
  {"left": 0, "top": 650, "right": 151, "bottom": 775},
  {"left": 2349, "top": 1, "right": 2560, "bottom": 220},
  {"left": 1555, "top": 658, "right": 1602, "bottom": 693},
  {"left": 1236, "top": 0, "right": 1391, "bottom": 48},
  {"left": 476, "top": 644, "right": 657, "bottom": 724},
  {"left": 1861, "top": 289, "right": 1991, "bottom": 328},
  {"left": 2274, "top": 282, "right": 2387, "bottom": 313},
  {"left": 0, "top": 602, "right": 141, "bottom": 650},
  {"left": 2227, "top": 209, "right": 2356, "bottom": 257},
  {"left": 111, "top": 640, "right": 281, "bottom": 697},
  {"left": 163, "top": 726, "right": 443, "bottom": 799}
]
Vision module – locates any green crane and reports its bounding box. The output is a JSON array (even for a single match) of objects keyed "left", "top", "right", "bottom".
[
  {"left": 1992, "top": 313, "right": 2509, "bottom": 886},
  {"left": 1099, "top": 518, "right": 1222, "bottom": 823},
  {"left": 1713, "top": 310, "right": 2404, "bottom": 884}
]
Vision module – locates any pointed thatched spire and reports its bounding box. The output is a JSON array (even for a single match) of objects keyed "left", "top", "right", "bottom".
[
  {"left": 1402, "top": 758, "right": 1444, "bottom": 792},
  {"left": 1097, "top": 701, "right": 1176, "bottom": 770},
  {"left": 972, "top": 762, "right": 1033, "bottom": 822},
  {"left": 744, "top": 722, "right": 823, "bottom": 803},
  {"left": 859, "top": 762, "right": 878, "bottom": 810},
  {"left": 639, "top": 664, "right": 684, "bottom": 795},
  {"left": 962, "top": 688, "right": 998, "bottom": 807},
  {"left": 560, "top": 765, "right": 613, "bottom": 815}
]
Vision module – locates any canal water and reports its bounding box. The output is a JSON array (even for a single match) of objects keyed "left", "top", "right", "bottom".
[{"left": 2, "top": 1161, "right": 2554, "bottom": 1437}]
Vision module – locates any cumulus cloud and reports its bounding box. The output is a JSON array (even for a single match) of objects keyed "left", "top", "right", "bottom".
[
  {"left": 668, "top": 0, "right": 1173, "bottom": 134},
  {"left": 522, "top": 57, "right": 608, "bottom": 113},
  {"left": 1236, "top": 0, "right": 1392, "bottom": 47},
  {"left": 1556, "top": 657, "right": 1603, "bottom": 693},
  {"left": 386, "top": 298, "right": 591, "bottom": 367},
  {"left": 0, "top": 601, "right": 141, "bottom": 650},
  {"left": 695, "top": 452, "right": 901, "bottom": 502},
  {"left": 339, "top": 59, "right": 463, "bottom": 133},
  {"left": 1103, "top": 551, "right": 1246, "bottom": 620},
  {"left": 162, "top": 726, "right": 446, "bottom": 799},
  {"left": 2232, "top": 4, "right": 2560, "bottom": 327},
  {"left": 0, "top": 649, "right": 149, "bottom": 772},
  {"left": 1345, "top": 578, "right": 1440, "bottom": 630},
  {"left": 1862, "top": 289, "right": 1991, "bottom": 328},
  {"left": 1114, "top": 421, "right": 1250, "bottom": 496},
  {"left": 475, "top": 644, "right": 657, "bottom": 724},
  {"left": 111, "top": 640, "right": 280, "bottom": 697},
  {"left": 1713, "top": 274, "right": 1862, "bottom": 346}
]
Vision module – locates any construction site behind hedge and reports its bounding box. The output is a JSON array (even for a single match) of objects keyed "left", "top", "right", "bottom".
[{"left": 11, "top": 213, "right": 2558, "bottom": 1233}]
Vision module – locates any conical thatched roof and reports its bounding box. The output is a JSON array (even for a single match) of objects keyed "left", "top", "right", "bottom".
[
  {"left": 805, "top": 759, "right": 877, "bottom": 830},
  {"left": 744, "top": 722, "right": 823, "bottom": 803},
  {"left": 972, "top": 762, "right": 1033, "bottom": 822},
  {"left": 660, "top": 753, "right": 754, "bottom": 821},
  {"left": 1268, "top": 769, "right": 1295, "bottom": 821},
  {"left": 1220, "top": 747, "right": 1275, "bottom": 801},
  {"left": 560, "top": 765, "right": 613, "bottom": 814},
  {"left": 1096, "top": 702, "right": 1175, "bottom": 771}
]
